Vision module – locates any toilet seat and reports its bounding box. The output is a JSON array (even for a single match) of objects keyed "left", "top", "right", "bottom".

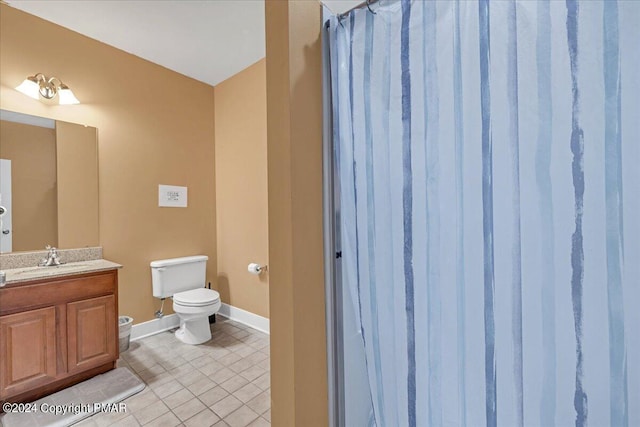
[{"left": 173, "top": 288, "right": 220, "bottom": 307}]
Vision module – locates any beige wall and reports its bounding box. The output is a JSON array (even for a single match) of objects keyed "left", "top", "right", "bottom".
[
  {"left": 56, "top": 121, "right": 99, "bottom": 249},
  {"left": 2, "top": 2, "right": 328, "bottom": 424},
  {"left": 265, "top": 1, "right": 328, "bottom": 425},
  {"left": 0, "top": 4, "right": 217, "bottom": 324},
  {"left": 214, "top": 59, "right": 269, "bottom": 318},
  {"left": 0, "top": 119, "right": 58, "bottom": 251}
]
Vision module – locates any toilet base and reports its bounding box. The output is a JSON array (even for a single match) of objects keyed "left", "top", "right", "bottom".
[{"left": 175, "top": 318, "right": 212, "bottom": 345}]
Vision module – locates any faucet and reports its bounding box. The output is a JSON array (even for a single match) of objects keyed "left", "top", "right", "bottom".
[{"left": 39, "top": 245, "right": 62, "bottom": 267}]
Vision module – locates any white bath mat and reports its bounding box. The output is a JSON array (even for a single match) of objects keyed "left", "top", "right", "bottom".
[{"left": 0, "top": 367, "right": 144, "bottom": 427}]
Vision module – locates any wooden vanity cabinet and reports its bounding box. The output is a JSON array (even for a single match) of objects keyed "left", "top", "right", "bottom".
[{"left": 0, "top": 269, "right": 119, "bottom": 405}]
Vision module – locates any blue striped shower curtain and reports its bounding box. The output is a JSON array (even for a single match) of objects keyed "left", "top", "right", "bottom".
[{"left": 328, "top": 0, "right": 639, "bottom": 426}]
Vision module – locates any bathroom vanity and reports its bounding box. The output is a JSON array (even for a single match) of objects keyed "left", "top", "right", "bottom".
[{"left": 0, "top": 261, "right": 121, "bottom": 406}]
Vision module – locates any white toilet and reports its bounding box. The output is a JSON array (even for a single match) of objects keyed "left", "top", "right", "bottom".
[{"left": 150, "top": 255, "right": 220, "bottom": 345}]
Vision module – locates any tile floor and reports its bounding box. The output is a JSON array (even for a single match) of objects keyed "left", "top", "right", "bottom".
[{"left": 77, "top": 317, "right": 270, "bottom": 427}]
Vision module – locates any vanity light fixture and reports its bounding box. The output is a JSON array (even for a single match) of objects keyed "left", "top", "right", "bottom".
[{"left": 15, "top": 73, "right": 80, "bottom": 105}]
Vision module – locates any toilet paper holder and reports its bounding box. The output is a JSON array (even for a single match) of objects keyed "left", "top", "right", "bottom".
[{"left": 248, "top": 263, "right": 267, "bottom": 275}]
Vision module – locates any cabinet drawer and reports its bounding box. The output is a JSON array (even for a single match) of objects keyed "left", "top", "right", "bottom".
[{"left": 0, "top": 270, "right": 117, "bottom": 316}]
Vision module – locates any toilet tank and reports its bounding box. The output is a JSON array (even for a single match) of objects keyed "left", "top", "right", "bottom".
[{"left": 150, "top": 255, "right": 208, "bottom": 298}]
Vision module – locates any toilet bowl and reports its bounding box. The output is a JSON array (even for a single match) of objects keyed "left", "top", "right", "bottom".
[
  {"left": 150, "top": 256, "right": 220, "bottom": 345},
  {"left": 172, "top": 288, "right": 221, "bottom": 344}
]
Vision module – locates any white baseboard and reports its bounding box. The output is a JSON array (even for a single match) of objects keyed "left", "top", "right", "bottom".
[
  {"left": 130, "top": 314, "right": 180, "bottom": 341},
  {"left": 129, "top": 304, "right": 270, "bottom": 341},
  {"left": 218, "top": 303, "right": 270, "bottom": 335}
]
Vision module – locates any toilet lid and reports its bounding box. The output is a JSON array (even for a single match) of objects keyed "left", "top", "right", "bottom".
[{"left": 173, "top": 288, "right": 220, "bottom": 307}]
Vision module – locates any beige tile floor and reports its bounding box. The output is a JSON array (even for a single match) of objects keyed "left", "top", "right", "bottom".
[{"left": 76, "top": 317, "right": 270, "bottom": 427}]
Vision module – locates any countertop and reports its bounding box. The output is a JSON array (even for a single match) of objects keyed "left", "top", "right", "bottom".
[{"left": 1, "top": 259, "right": 122, "bottom": 285}]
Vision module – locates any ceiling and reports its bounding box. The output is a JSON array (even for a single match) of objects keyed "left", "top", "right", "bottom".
[{"left": 6, "top": 0, "right": 361, "bottom": 87}]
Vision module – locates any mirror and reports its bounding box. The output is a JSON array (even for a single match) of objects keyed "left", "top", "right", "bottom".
[{"left": 0, "top": 110, "right": 99, "bottom": 253}]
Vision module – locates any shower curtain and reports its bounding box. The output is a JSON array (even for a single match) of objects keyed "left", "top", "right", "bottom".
[{"left": 328, "top": 1, "right": 639, "bottom": 426}]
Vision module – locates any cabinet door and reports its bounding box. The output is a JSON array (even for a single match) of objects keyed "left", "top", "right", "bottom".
[
  {"left": 67, "top": 295, "right": 116, "bottom": 374},
  {"left": 0, "top": 307, "right": 57, "bottom": 399}
]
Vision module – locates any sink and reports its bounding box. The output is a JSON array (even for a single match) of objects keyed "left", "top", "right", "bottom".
[
  {"left": 3, "top": 260, "right": 120, "bottom": 285},
  {"left": 14, "top": 264, "right": 89, "bottom": 276}
]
